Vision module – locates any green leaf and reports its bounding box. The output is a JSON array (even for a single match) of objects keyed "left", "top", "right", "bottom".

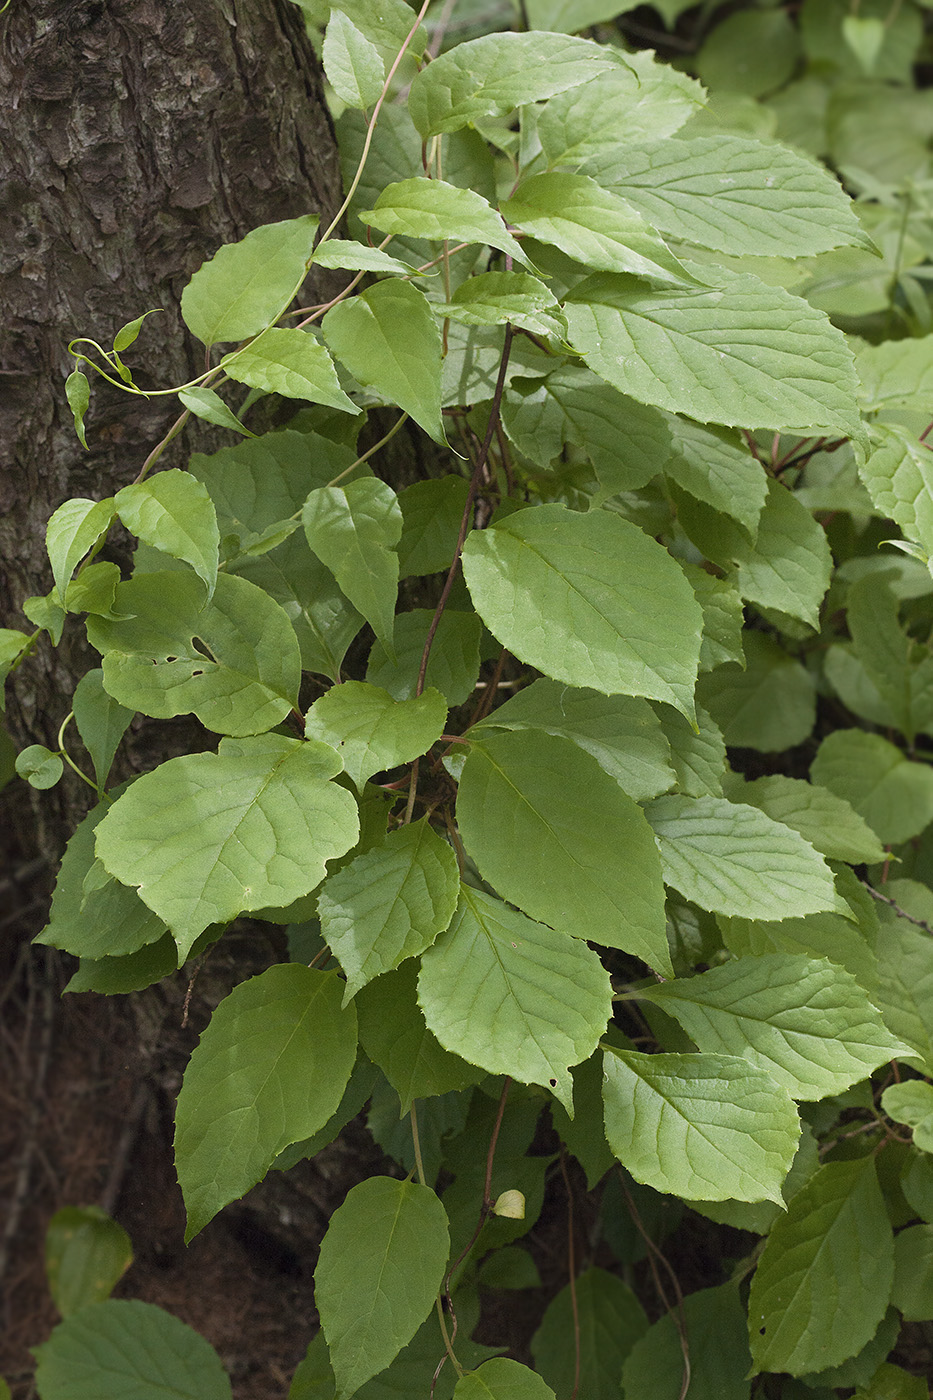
[
  {"left": 530, "top": 1267, "right": 648, "bottom": 1400},
  {"left": 397, "top": 476, "right": 470, "bottom": 578},
  {"left": 315, "top": 1176, "right": 450, "bottom": 1399},
  {"left": 526, "top": 0, "right": 637, "bottom": 29},
  {"left": 62, "top": 934, "right": 181, "bottom": 997},
  {"left": 32, "top": 1299, "right": 232, "bottom": 1400},
  {"left": 664, "top": 418, "right": 767, "bottom": 538},
  {"left": 177, "top": 387, "right": 255, "bottom": 437},
  {"left": 45, "top": 1206, "right": 132, "bottom": 1316},
  {"left": 439, "top": 272, "right": 563, "bottom": 338},
  {"left": 548, "top": 1052, "right": 616, "bottom": 1189},
  {"left": 478, "top": 677, "right": 674, "bottom": 801},
  {"left": 684, "top": 563, "right": 745, "bottom": 673},
  {"left": 46, "top": 496, "right": 116, "bottom": 604},
  {"left": 113, "top": 308, "right": 161, "bottom": 354},
  {"left": 87, "top": 571, "right": 301, "bottom": 737},
  {"left": 175, "top": 964, "right": 357, "bottom": 1239},
  {"left": 726, "top": 774, "right": 886, "bottom": 865},
  {"left": 115, "top": 469, "right": 220, "bottom": 596},
  {"left": 891, "top": 1223, "right": 933, "bottom": 1320},
  {"left": 65, "top": 369, "right": 90, "bottom": 449},
  {"left": 453, "top": 1359, "right": 556, "bottom": 1399},
  {"left": 302, "top": 478, "right": 401, "bottom": 656},
  {"left": 697, "top": 630, "right": 816, "bottom": 753},
  {"left": 621, "top": 1283, "right": 752, "bottom": 1400},
  {"left": 642, "top": 954, "right": 907, "bottom": 1100},
  {"left": 221, "top": 328, "right": 359, "bottom": 413},
  {"left": 597, "top": 136, "right": 873, "bottom": 257},
  {"left": 502, "top": 173, "right": 697, "bottom": 287},
  {"left": 418, "top": 885, "right": 612, "bottom": 1111},
  {"left": 500, "top": 366, "right": 672, "bottom": 503},
  {"left": 564, "top": 267, "right": 862, "bottom": 440},
  {"left": 181, "top": 215, "right": 319, "bottom": 347},
  {"left": 645, "top": 794, "right": 840, "bottom": 921},
  {"left": 304, "top": 681, "right": 446, "bottom": 792},
  {"left": 846, "top": 571, "right": 933, "bottom": 742},
  {"left": 16, "top": 744, "right": 63, "bottom": 790},
  {"left": 811, "top": 730, "right": 933, "bottom": 846},
  {"left": 323, "top": 9, "right": 385, "bottom": 109},
  {"left": 882, "top": 1081, "right": 933, "bottom": 1152},
  {"left": 749, "top": 1157, "right": 894, "bottom": 1375},
  {"left": 602, "top": 1046, "right": 799, "bottom": 1203},
  {"left": 462, "top": 504, "right": 702, "bottom": 720},
  {"left": 360, "top": 178, "right": 526, "bottom": 265},
  {"left": 458, "top": 729, "right": 670, "bottom": 973},
  {"left": 311, "top": 239, "right": 420, "bottom": 276},
  {"left": 323, "top": 281, "right": 445, "bottom": 443},
  {"left": 72, "top": 669, "right": 133, "bottom": 788},
  {"left": 318, "top": 819, "right": 459, "bottom": 1001},
  {"left": 731, "top": 479, "right": 833, "bottom": 630},
  {"left": 366, "top": 608, "right": 482, "bottom": 707},
  {"left": 856, "top": 333, "right": 933, "bottom": 413},
  {"left": 94, "top": 735, "right": 359, "bottom": 956},
  {"left": 874, "top": 913, "right": 933, "bottom": 1073},
  {"left": 654, "top": 703, "right": 726, "bottom": 797},
  {"left": 859, "top": 422, "right": 933, "bottom": 563},
  {"left": 408, "top": 31, "right": 626, "bottom": 138},
  {"left": 23, "top": 589, "right": 66, "bottom": 645}
]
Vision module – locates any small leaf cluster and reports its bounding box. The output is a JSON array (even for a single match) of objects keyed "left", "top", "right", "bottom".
[{"left": 11, "top": 2, "right": 933, "bottom": 1397}]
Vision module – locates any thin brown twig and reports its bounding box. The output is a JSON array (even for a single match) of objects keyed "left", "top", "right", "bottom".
[
  {"left": 859, "top": 879, "right": 933, "bottom": 935},
  {"left": 559, "top": 1149, "right": 581, "bottom": 1400}
]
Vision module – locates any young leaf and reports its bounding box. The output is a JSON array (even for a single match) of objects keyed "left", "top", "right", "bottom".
[
  {"left": 439, "top": 272, "right": 564, "bottom": 338},
  {"left": 72, "top": 668, "right": 133, "bottom": 789},
  {"left": 317, "top": 819, "right": 460, "bottom": 1001},
  {"left": 621, "top": 1283, "right": 752, "bottom": 1400},
  {"left": 310, "top": 239, "right": 419, "bottom": 276},
  {"left": 882, "top": 1081, "right": 933, "bottom": 1152},
  {"left": 94, "top": 735, "right": 359, "bottom": 956},
  {"left": 323, "top": 9, "right": 385, "bottom": 110},
  {"left": 359, "top": 178, "right": 526, "bottom": 264},
  {"left": 856, "top": 334, "right": 933, "bottom": 414},
  {"left": 175, "top": 965, "right": 357, "bottom": 1239},
  {"left": 642, "top": 954, "right": 908, "bottom": 1100},
  {"left": 177, "top": 386, "right": 255, "bottom": 436},
  {"left": 457, "top": 729, "right": 671, "bottom": 973},
  {"left": 530, "top": 1268, "right": 648, "bottom": 1400},
  {"left": 115, "top": 469, "right": 220, "bottom": 596},
  {"left": 16, "top": 744, "right": 63, "bottom": 790},
  {"left": 65, "top": 369, "right": 90, "bottom": 449},
  {"left": 453, "top": 1359, "right": 556, "bottom": 1399},
  {"left": 684, "top": 564, "right": 745, "bottom": 673},
  {"left": 221, "top": 328, "right": 359, "bottom": 413},
  {"left": 811, "top": 730, "right": 933, "bottom": 846},
  {"left": 501, "top": 173, "right": 698, "bottom": 287},
  {"left": 46, "top": 496, "right": 116, "bottom": 604},
  {"left": 418, "top": 885, "right": 613, "bottom": 1111},
  {"left": 322, "top": 281, "right": 445, "bottom": 443},
  {"left": 749, "top": 1157, "right": 894, "bottom": 1375},
  {"left": 645, "top": 794, "right": 841, "bottom": 921},
  {"left": 180, "top": 214, "right": 319, "bottom": 347},
  {"left": 112, "top": 308, "right": 161, "bottom": 354},
  {"left": 32, "top": 1299, "right": 232, "bottom": 1400},
  {"left": 315, "top": 1176, "right": 450, "bottom": 1399},
  {"left": 726, "top": 774, "right": 886, "bottom": 866},
  {"left": 302, "top": 478, "right": 402, "bottom": 656},
  {"left": 564, "top": 267, "right": 862, "bottom": 440},
  {"left": 602, "top": 1046, "right": 799, "bottom": 1203},
  {"left": 461, "top": 504, "right": 703, "bottom": 720},
  {"left": 304, "top": 681, "right": 447, "bottom": 791}
]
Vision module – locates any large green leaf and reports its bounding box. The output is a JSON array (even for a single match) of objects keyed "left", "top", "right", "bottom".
[
  {"left": 478, "top": 677, "right": 674, "bottom": 801},
  {"left": 302, "top": 478, "right": 402, "bottom": 656},
  {"left": 359, "top": 178, "right": 525, "bottom": 264},
  {"left": 318, "top": 820, "right": 459, "bottom": 1001},
  {"left": 726, "top": 773, "right": 886, "bottom": 865},
  {"left": 462, "top": 504, "right": 702, "bottom": 719},
  {"left": 748, "top": 1157, "right": 894, "bottom": 1375},
  {"left": 115, "top": 470, "right": 219, "bottom": 596},
  {"left": 602, "top": 1046, "right": 799, "bottom": 1203},
  {"left": 811, "top": 729, "right": 933, "bottom": 845},
  {"left": 304, "top": 681, "right": 447, "bottom": 791},
  {"left": 94, "top": 735, "right": 359, "bottom": 956},
  {"left": 733, "top": 479, "right": 833, "bottom": 629},
  {"left": 873, "top": 907, "right": 933, "bottom": 1073},
  {"left": 221, "top": 328, "right": 359, "bottom": 413},
  {"left": 645, "top": 794, "right": 840, "bottom": 921},
  {"left": 457, "top": 729, "right": 670, "bottom": 973},
  {"left": 418, "top": 885, "right": 612, "bottom": 1111},
  {"left": 46, "top": 496, "right": 116, "bottom": 604},
  {"left": 32, "top": 1299, "right": 232, "bottom": 1400},
  {"left": 530, "top": 1268, "right": 648, "bottom": 1400},
  {"left": 407, "top": 31, "right": 625, "bottom": 137},
  {"left": 315, "top": 1177, "right": 450, "bottom": 1399},
  {"left": 174, "top": 965, "right": 357, "bottom": 1239},
  {"left": 642, "top": 954, "right": 907, "bottom": 1100},
  {"left": 621, "top": 1283, "right": 752, "bottom": 1400},
  {"left": 892, "top": 1223, "right": 933, "bottom": 1321},
  {"left": 86, "top": 571, "right": 301, "bottom": 737},
  {"left": 564, "top": 267, "right": 862, "bottom": 439},
  {"left": 453, "top": 1359, "right": 556, "bottom": 1399},
  {"left": 180, "top": 215, "right": 318, "bottom": 347},
  {"left": 664, "top": 417, "right": 767, "bottom": 538},
  {"left": 323, "top": 281, "right": 445, "bottom": 443}
]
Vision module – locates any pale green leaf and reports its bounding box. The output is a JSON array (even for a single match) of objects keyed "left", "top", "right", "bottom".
[
  {"left": 311, "top": 239, "right": 420, "bottom": 276},
  {"left": 749, "top": 1157, "right": 894, "bottom": 1375},
  {"left": 696, "top": 10, "right": 801, "bottom": 97},
  {"left": 113, "top": 308, "right": 160, "bottom": 354},
  {"left": 94, "top": 735, "right": 359, "bottom": 956},
  {"left": 478, "top": 677, "right": 674, "bottom": 801},
  {"left": 45, "top": 1205, "right": 132, "bottom": 1316},
  {"left": 564, "top": 266, "right": 862, "bottom": 439},
  {"left": 730, "top": 479, "right": 832, "bottom": 629},
  {"left": 602, "top": 1046, "right": 799, "bottom": 1203},
  {"left": 366, "top": 609, "right": 482, "bottom": 707},
  {"left": 15, "top": 745, "right": 63, "bottom": 790},
  {"left": 697, "top": 630, "right": 816, "bottom": 752},
  {"left": 645, "top": 794, "right": 840, "bottom": 921},
  {"left": 397, "top": 476, "right": 469, "bottom": 578},
  {"left": 116, "top": 469, "right": 220, "bottom": 596},
  {"left": 316, "top": 1177, "right": 449, "bottom": 1399},
  {"left": 846, "top": 570, "right": 933, "bottom": 741},
  {"left": 46, "top": 496, "right": 116, "bottom": 604},
  {"left": 892, "top": 1224, "right": 933, "bottom": 1321},
  {"left": 856, "top": 333, "right": 933, "bottom": 412},
  {"left": 664, "top": 417, "right": 767, "bottom": 538},
  {"left": 302, "top": 478, "right": 401, "bottom": 656},
  {"left": 87, "top": 571, "right": 301, "bottom": 736},
  {"left": 222, "top": 328, "right": 359, "bottom": 412},
  {"left": 318, "top": 819, "right": 459, "bottom": 1001},
  {"left": 65, "top": 369, "right": 90, "bottom": 449},
  {"left": 530, "top": 1268, "right": 648, "bottom": 1400},
  {"left": 462, "top": 504, "right": 702, "bottom": 720},
  {"left": 178, "top": 387, "right": 254, "bottom": 436},
  {"left": 719, "top": 908, "right": 878, "bottom": 998},
  {"left": 874, "top": 914, "right": 933, "bottom": 1073},
  {"left": 418, "top": 885, "right": 612, "bottom": 1112},
  {"left": 453, "top": 1359, "right": 556, "bottom": 1399},
  {"left": 304, "top": 681, "right": 446, "bottom": 791},
  {"left": 63, "top": 561, "right": 125, "bottom": 620},
  {"left": 683, "top": 563, "right": 745, "bottom": 673},
  {"left": 457, "top": 729, "right": 670, "bottom": 974},
  {"left": 440, "top": 272, "right": 564, "bottom": 339},
  {"left": 622, "top": 1283, "right": 752, "bottom": 1400},
  {"left": 174, "top": 965, "right": 356, "bottom": 1239},
  {"left": 728, "top": 774, "right": 886, "bottom": 865},
  {"left": 323, "top": 10, "right": 384, "bottom": 109},
  {"left": 360, "top": 178, "right": 526, "bottom": 265},
  {"left": 654, "top": 703, "right": 726, "bottom": 798},
  {"left": 811, "top": 729, "right": 933, "bottom": 845},
  {"left": 643, "top": 954, "right": 907, "bottom": 1100},
  {"left": 882, "top": 1081, "right": 933, "bottom": 1153},
  {"left": 526, "top": 0, "right": 638, "bottom": 30},
  {"left": 181, "top": 215, "right": 319, "bottom": 347},
  {"left": 72, "top": 669, "right": 133, "bottom": 788},
  {"left": 859, "top": 421, "right": 933, "bottom": 560},
  {"left": 323, "top": 281, "right": 444, "bottom": 442},
  {"left": 32, "top": 1299, "right": 232, "bottom": 1400}
]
